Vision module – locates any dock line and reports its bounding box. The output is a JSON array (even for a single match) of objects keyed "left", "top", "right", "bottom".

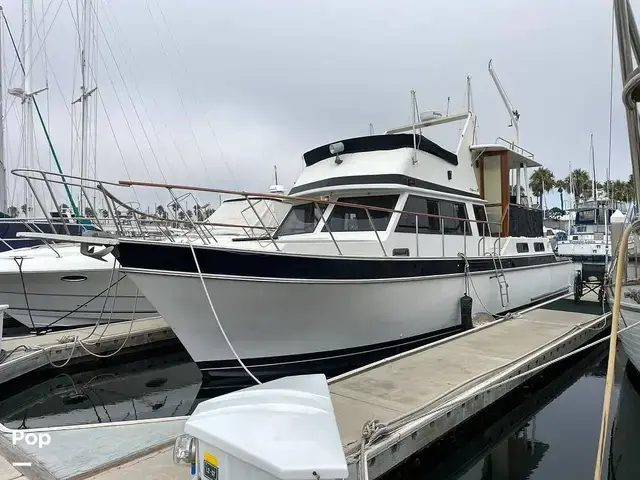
[{"left": 189, "top": 241, "right": 261, "bottom": 384}]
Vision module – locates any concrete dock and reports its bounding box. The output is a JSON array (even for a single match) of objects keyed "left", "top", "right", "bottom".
[
  {"left": 0, "top": 295, "right": 611, "bottom": 479},
  {"left": 0, "top": 317, "right": 175, "bottom": 386}
]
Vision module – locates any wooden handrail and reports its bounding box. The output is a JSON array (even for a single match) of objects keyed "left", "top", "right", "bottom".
[{"left": 118, "top": 179, "right": 500, "bottom": 227}]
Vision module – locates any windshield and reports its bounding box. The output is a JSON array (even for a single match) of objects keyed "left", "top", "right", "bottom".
[
  {"left": 322, "top": 195, "right": 399, "bottom": 232},
  {"left": 276, "top": 202, "right": 327, "bottom": 237}
]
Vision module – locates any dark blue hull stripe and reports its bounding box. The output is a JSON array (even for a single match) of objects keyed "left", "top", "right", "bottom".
[{"left": 115, "top": 241, "right": 569, "bottom": 281}]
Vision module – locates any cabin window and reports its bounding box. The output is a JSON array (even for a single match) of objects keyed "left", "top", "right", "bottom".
[
  {"left": 395, "top": 195, "right": 440, "bottom": 234},
  {"left": 472, "top": 204, "right": 490, "bottom": 236},
  {"left": 322, "top": 195, "right": 399, "bottom": 232},
  {"left": 276, "top": 202, "right": 327, "bottom": 237},
  {"left": 534, "top": 242, "right": 545, "bottom": 252},
  {"left": 396, "top": 196, "right": 469, "bottom": 235},
  {"left": 516, "top": 242, "right": 529, "bottom": 253},
  {"left": 439, "top": 201, "right": 471, "bottom": 235}
]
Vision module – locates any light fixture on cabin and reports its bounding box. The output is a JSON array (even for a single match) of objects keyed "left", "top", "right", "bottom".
[{"left": 330, "top": 142, "right": 344, "bottom": 164}]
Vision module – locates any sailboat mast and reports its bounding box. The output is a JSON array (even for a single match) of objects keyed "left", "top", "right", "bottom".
[
  {"left": 22, "top": 0, "right": 34, "bottom": 216},
  {"left": 79, "top": 0, "right": 90, "bottom": 214},
  {"left": 0, "top": 8, "right": 7, "bottom": 214},
  {"left": 72, "top": 0, "right": 97, "bottom": 216}
]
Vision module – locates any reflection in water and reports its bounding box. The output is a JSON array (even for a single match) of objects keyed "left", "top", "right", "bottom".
[
  {"left": 0, "top": 350, "right": 202, "bottom": 429},
  {"left": 608, "top": 362, "right": 640, "bottom": 480},
  {"left": 381, "top": 343, "right": 609, "bottom": 480}
]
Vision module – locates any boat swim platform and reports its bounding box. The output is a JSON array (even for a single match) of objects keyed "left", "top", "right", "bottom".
[
  {"left": 0, "top": 294, "right": 610, "bottom": 479},
  {"left": 0, "top": 316, "right": 175, "bottom": 387}
]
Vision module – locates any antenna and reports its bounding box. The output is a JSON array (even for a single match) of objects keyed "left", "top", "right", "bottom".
[
  {"left": 273, "top": 165, "right": 278, "bottom": 185},
  {"left": 369, "top": 123, "right": 374, "bottom": 135},
  {"left": 488, "top": 59, "right": 520, "bottom": 146},
  {"left": 488, "top": 59, "right": 528, "bottom": 205}
]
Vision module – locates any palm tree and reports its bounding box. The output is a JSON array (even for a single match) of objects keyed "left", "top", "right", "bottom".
[
  {"left": 7, "top": 206, "right": 18, "bottom": 218},
  {"left": 565, "top": 168, "right": 591, "bottom": 203},
  {"left": 555, "top": 178, "right": 570, "bottom": 211},
  {"left": 529, "top": 167, "right": 555, "bottom": 208},
  {"left": 155, "top": 205, "right": 166, "bottom": 218}
]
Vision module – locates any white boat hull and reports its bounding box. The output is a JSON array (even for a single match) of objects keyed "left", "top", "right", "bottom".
[
  {"left": 618, "top": 287, "right": 640, "bottom": 373},
  {"left": 125, "top": 257, "right": 574, "bottom": 381},
  {"left": 0, "top": 244, "right": 156, "bottom": 329}
]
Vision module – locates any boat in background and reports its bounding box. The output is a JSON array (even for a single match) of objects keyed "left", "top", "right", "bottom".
[{"left": 0, "top": 170, "right": 290, "bottom": 330}]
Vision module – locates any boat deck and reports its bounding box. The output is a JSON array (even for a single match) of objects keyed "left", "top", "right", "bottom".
[
  {"left": 0, "top": 317, "right": 175, "bottom": 386},
  {"left": 0, "top": 296, "right": 610, "bottom": 479}
]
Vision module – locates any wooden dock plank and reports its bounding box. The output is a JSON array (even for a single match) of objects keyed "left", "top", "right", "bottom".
[{"left": 330, "top": 305, "right": 605, "bottom": 449}]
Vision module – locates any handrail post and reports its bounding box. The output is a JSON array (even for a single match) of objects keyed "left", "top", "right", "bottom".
[
  {"left": 99, "top": 185, "right": 124, "bottom": 236},
  {"left": 246, "top": 197, "right": 279, "bottom": 251},
  {"left": 80, "top": 186, "right": 103, "bottom": 232},
  {"left": 313, "top": 202, "right": 341, "bottom": 255},
  {"left": 364, "top": 208, "right": 387, "bottom": 257},
  {"left": 441, "top": 217, "right": 445, "bottom": 256},
  {"left": 463, "top": 217, "right": 467, "bottom": 258},
  {"left": 168, "top": 188, "right": 208, "bottom": 245},
  {"left": 38, "top": 175, "right": 71, "bottom": 235},
  {"left": 415, "top": 215, "right": 419, "bottom": 257}
]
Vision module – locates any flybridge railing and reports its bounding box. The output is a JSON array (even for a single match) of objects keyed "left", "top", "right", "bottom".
[{"left": 495, "top": 137, "right": 535, "bottom": 160}]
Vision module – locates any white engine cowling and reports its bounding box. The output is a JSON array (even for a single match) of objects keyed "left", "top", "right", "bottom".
[{"left": 174, "top": 374, "right": 348, "bottom": 480}]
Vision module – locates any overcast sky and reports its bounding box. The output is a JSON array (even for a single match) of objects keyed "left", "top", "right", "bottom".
[{"left": 0, "top": 0, "right": 631, "bottom": 211}]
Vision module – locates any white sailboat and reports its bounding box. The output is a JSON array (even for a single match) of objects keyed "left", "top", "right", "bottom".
[{"left": 0, "top": 183, "right": 289, "bottom": 329}]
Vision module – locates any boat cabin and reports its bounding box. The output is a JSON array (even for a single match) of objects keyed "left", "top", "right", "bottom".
[
  {"left": 272, "top": 112, "right": 551, "bottom": 258},
  {"left": 470, "top": 144, "right": 543, "bottom": 238}
]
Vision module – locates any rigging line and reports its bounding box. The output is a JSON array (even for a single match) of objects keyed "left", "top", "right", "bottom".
[
  {"left": 70, "top": 7, "right": 162, "bottom": 201},
  {"left": 98, "top": 4, "right": 191, "bottom": 181},
  {"left": 1, "top": 11, "right": 79, "bottom": 216},
  {"left": 140, "top": 0, "right": 214, "bottom": 186},
  {"left": 66, "top": 0, "right": 82, "bottom": 177},
  {"left": 607, "top": 1, "right": 615, "bottom": 188},
  {"left": 23, "top": 0, "right": 63, "bottom": 75},
  {"left": 89, "top": 3, "right": 171, "bottom": 185},
  {"left": 151, "top": 0, "right": 238, "bottom": 188}
]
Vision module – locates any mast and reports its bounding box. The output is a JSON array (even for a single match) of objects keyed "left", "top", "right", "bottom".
[
  {"left": 0, "top": 8, "right": 6, "bottom": 214},
  {"left": 22, "top": 0, "right": 34, "bottom": 216},
  {"left": 72, "top": 0, "right": 97, "bottom": 216}
]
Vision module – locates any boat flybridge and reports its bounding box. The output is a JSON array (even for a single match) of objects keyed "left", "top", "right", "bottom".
[{"left": 17, "top": 107, "right": 576, "bottom": 383}]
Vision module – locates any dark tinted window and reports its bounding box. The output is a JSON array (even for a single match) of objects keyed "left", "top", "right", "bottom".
[
  {"left": 277, "top": 203, "right": 327, "bottom": 237},
  {"left": 473, "top": 204, "right": 490, "bottom": 236},
  {"left": 440, "top": 201, "right": 470, "bottom": 235},
  {"left": 516, "top": 242, "right": 529, "bottom": 253},
  {"left": 323, "top": 195, "right": 399, "bottom": 232},
  {"left": 534, "top": 242, "right": 545, "bottom": 252},
  {"left": 395, "top": 195, "right": 439, "bottom": 233}
]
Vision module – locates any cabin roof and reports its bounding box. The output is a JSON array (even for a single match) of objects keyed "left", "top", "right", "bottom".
[
  {"left": 303, "top": 134, "right": 458, "bottom": 168},
  {"left": 470, "top": 144, "right": 542, "bottom": 169}
]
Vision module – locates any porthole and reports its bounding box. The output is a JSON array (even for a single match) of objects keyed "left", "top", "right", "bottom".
[{"left": 61, "top": 275, "right": 88, "bottom": 282}]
